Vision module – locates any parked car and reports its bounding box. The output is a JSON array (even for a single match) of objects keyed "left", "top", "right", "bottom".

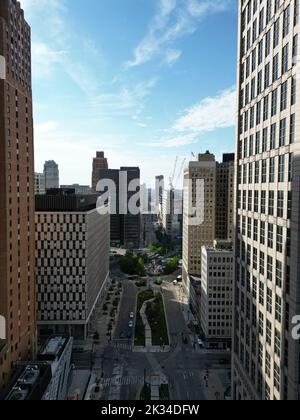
[
  {"left": 128, "top": 321, "right": 133, "bottom": 328},
  {"left": 130, "top": 312, "right": 134, "bottom": 319},
  {"left": 218, "top": 359, "right": 230, "bottom": 365},
  {"left": 197, "top": 338, "right": 205, "bottom": 348}
]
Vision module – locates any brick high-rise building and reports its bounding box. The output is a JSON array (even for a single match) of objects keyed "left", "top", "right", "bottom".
[
  {"left": 233, "top": 0, "right": 300, "bottom": 400},
  {"left": 91, "top": 151, "right": 108, "bottom": 192},
  {"left": 0, "top": 0, "right": 36, "bottom": 388}
]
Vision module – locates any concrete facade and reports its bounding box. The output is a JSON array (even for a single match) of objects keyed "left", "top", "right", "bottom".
[
  {"left": 233, "top": 0, "right": 300, "bottom": 400},
  {"left": 200, "top": 241, "right": 233, "bottom": 349},
  {"left": 35, "top": 196, "right": 110, "bottom": 340},
  {"left": 35, "top": 173, "right": 46, "bottom": 195}
]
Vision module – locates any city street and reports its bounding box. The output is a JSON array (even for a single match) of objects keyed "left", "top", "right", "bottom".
[{"left": 87, "top": 273, "right": 231, "bottom": 401}]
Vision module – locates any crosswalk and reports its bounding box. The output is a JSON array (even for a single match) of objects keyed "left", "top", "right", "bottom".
[
  {"left": 102, "top": 375, "right": 144, "bottom": 388},
  {"left": 109, "top": 341, "right": 133, "bottom": 352}
]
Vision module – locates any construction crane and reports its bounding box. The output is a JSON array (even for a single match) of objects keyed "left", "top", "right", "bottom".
[
  {"left": 174, "top": 158, "right": 186, "bottom": 189},
  {"left": 169, "top": 156, "right": 178, "bottom": 190}
]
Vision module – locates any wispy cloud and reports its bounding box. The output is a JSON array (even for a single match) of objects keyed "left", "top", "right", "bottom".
[
  {"left": 126, "top": 0, "right": 232, "bottom": 68},
  {"left": 145, "top": 133, "right": 197, "bottom": 148},
  {"left": 165, "top": 49, "right": 182, "bottom": 66},
  {"left": 174, "top": 86, "right": 236, "bottom": 133},
  {"left": 143, "top": 86, "right": 236, "bottom": 148}
]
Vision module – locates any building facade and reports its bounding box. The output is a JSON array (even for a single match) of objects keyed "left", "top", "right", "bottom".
[
  {"left": 216, "top": 154, "right": 235, "bottom": 241},
  {"left": 97, "top": 166, "right": 141, "bottom": 248},
  {"left": 182, "top": 152, "right": 217, "bottom": 293},
  {"left": 35, "top": 172, "right": 45, "bottom": 195},
  {"left": 35, "top": 190, "right": 110, "bottom": 339},
  {"left": 44, "top": 160, "right": 59, "bottom": 190},
  {"left": 200, "top": 241, "right": 233, "bottom": 349},
  {"left": 91, "top": 151, "right": 108, "bottom": 192},
  {"left": 0, "top": 0, "right": 36, "bottom": 388},
  {"left": 60, "top": 184, "right": 91, "bottom": 194},
  {"left": 233, "top": 0, "right": 300, "bottom": 400}
]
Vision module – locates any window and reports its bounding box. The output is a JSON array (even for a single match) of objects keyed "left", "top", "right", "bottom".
[
  {"left": 278, "top": 155, "right": 285, "bottom": 183},
  {"left": 291, "top": 77, "right": 297, "bottom": 105},
  {"left": 276, "top": 260, "right": 283, "bottom": 288},
  {"left": 267, "top": 256, "right": 273, "bottom": 280},
  {"left": 279, "top": 118, "right": 286, "bottom": 147},
  {"left": 290, "top": 114, "right": 295, "bottom": 144},
  {"left": 267, "top": 289, "right": 273, "bottom": 314},
  {"left": 271, "top": 89, "right": 278, "bottom": 117},
  {"left": 273, "top": 19, "right": 280, "bottom": 48},
  {"left": 263, "top": 95, "right": 269, "bottom": 121},
  {"left": 269, "top": 191, "right": 275, "bottom": 215},
  {"left": 283, "top": 5, "right": 291, "bottom": 38},
  {"left": 273, "top": 53, "right": 279, "bottom": 81},
  {"left": 282, "top": 44, "right": 289, "bottom": 75},
  {"left": 262, "top": 160, "right": 267, "bottom": 183},
  {"left": 275, "top": 295, "right": 282, "bottom": 323},
  {"left": 280, "top": 81, "right": 288, "bottom": 111},
  {"left": 270, "top": 125, "right": 277, "bottom": 150},
  {"left": 268, "top": 224, "right": 274, "bottom": 248},
  {"left": 277, "top": 226, "right": 284, "bottom": 253},
  {"left": 277, "top": 191, "right": 284, "bottom": 218}
]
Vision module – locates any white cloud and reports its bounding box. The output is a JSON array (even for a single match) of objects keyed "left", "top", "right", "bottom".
[
  {"left": 145, "top": 133, "right": 197, "bottom": 148},
  {"left": 165, "top": 49, "right": 182, "bottom": 66},
  {"left": 173, "top": 86, "right": 236, "bottom": 133},
  {"left": 126, "top": 0, "right": 232, "bottom": 67},
  {"left": 35, "top": 121, "right": 60, "bottom": 136},
  {"left": 32, "top": 42, "right": 67, "bottom": 78}
]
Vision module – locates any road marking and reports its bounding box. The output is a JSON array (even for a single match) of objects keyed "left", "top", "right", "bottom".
[{"left": 101, "top": 376, "right": 144, "bottom": 388}]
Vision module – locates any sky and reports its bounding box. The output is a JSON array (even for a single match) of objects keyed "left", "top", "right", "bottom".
[{"left": 21, "top": 0, "right": 238, "bottom": 187}]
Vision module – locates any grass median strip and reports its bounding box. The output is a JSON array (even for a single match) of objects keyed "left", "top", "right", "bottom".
[
  {"left": 145, "top": 293, "right": 169, "bottom": 346},
  {"left": 134, "top": 289, "right": 154, "bottom": 346}
]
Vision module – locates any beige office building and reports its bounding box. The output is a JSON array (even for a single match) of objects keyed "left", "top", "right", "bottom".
[
  {"left": 233, "top": 0, "right": 300, "bottom": 400},
  {"left": 182, "top": 152, "right": 217, "bottom": 295}
]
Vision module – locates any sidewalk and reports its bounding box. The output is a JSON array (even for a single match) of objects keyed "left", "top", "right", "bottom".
[{"left": 201, "top": 369, "right": 231, "bottom": 401}]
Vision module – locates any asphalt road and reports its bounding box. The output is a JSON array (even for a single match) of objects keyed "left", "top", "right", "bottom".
[
  {"left": 114, "top": 281, "right": 137, "bottom": 341},
  {"left": 91, "top": 275, "right": 231, "bottom": 401}
]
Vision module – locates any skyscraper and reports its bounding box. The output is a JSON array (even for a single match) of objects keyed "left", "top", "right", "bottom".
[
  {"left": 91, "top": 151, "right": 108, "bottom": 192},
  {"left": 182, "top": 152, "right": 217, "bottom": 290},
  {"left": 233, "top": 0, "right": 300, "bottom": 400},
  {"left": 155, "top": 175, "right": 164, "bottom": 213},
  {"left": 43, "top": 160, "right": 59, "bottom": 190},
  {"left": 97, "top": 166, "right": 141, "bottom": 248},
  {"left": 216, "top": 154, "right": 235, "bottom": 241},
  {"left": 0, "top": 0, "right": 36, "bottom": 388}
]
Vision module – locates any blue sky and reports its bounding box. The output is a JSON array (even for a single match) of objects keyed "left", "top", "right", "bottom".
[{"left": 21, "top": 0, "right": 238, "bottom": 187}]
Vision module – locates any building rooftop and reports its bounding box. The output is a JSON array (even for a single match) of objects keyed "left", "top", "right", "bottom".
[
  {"left": 38, "top": 336, "right": 69, "bottom": 362},
  {"left": 2, "top": 363, "right": 52, "bottom": 401}
]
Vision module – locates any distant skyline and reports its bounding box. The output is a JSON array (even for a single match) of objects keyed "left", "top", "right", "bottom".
[{"left": 22, "top": 0, "right": 238, "bottom": 187}]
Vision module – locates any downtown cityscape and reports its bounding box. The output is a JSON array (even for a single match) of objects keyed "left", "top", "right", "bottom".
[{"left": 0, "top": 0, "right": 300, "bottom": 406}]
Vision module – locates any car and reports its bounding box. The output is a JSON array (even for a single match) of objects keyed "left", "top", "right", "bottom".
[
  {"left": 130, "top": 312, "right": 134, "bottom": 319},
  {"left": 119, "top": 332, "right": 126, "bottom": 339},
  {"left": 127, "top": 330, "right": 132, "bottom": 339},
  {"left": 218, "top": 359, "right": 230, "bottom": 365},
  {"left": 173, "top": 280, "right": 178, "bottom": 286},
  {"left": 128, "top": 321, "right": 133, "bottom": 328},
  {"left": 197, "top": 338, "right": 205, "bottom": 348}
]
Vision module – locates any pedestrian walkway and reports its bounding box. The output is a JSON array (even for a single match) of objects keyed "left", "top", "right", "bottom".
[{"left": 107, "top": 365, "right": 124, "bottom": 400}]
